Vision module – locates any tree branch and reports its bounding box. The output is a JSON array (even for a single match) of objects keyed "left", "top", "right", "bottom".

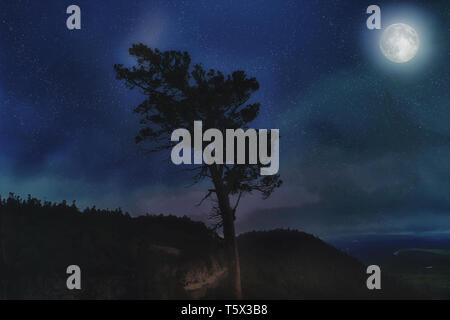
[
  {"left": 233, "top": 190, "right": 243, "bottom": 212},
  {"left": 196, "top": 189, "right": 216, "bottom": 206}
]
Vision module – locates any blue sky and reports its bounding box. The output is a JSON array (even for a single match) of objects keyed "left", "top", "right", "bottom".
[{"left": 0, "top": 0, "right": 449, "bottom": 237}]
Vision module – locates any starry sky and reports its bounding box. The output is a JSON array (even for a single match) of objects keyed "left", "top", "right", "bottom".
[{"left": 0, "top": 0, "right": 449, "bottom": 238}]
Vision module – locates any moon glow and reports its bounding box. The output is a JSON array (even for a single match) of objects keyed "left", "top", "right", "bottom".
[{"left": 380, "top": 23, "right": 420, "bottom": 63}]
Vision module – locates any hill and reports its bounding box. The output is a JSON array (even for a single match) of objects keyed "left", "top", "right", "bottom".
[
  {"left": 236, "top": 230, "right": 414, "bottom": 299},
  {"left": 0, "top": 194, "right": 413, "bottom": 299}
]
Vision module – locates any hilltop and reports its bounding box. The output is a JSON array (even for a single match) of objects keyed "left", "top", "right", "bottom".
[{"left": 0, "top": 194, "right": 414, "bottom": 299}]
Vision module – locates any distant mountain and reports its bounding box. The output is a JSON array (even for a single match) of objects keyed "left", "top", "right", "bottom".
[
  {"left": 329, "top": 233, "right": 450, "bottom": 264},
  {"left": 0, "top": 194, "right": 414, "bottom": 299}
]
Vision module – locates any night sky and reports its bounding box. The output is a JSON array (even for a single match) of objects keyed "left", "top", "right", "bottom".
[{"left": 0, "top": 0, "right": 449, "bottom": 237}]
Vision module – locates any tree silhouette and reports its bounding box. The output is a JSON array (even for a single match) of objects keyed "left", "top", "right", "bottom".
[{"left": 114, "top": 45, "right": 282, "bottom": 298}]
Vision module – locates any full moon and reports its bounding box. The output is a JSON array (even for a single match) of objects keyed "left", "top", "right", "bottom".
[{"left": 380, "top": 23, "right": 420, "bottom": 63}]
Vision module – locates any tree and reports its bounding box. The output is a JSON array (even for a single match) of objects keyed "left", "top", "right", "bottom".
[{"left": 114, "top": 45, "right": 282, "bottom": 299}]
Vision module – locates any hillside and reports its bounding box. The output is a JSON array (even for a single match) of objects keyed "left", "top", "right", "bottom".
[
  {"left": 0, "top": 194, "right": 413, "bottom": 299},
  {"left": 237, "top": 230, "right": 415, "bottom": 299},
  {"left": 0, "top": 194, "right": 224, "bottom": 299}
]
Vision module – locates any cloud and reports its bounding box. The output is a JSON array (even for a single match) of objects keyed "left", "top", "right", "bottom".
[{"left": 238, "top": 64, "right": 450, "bottom": 236}]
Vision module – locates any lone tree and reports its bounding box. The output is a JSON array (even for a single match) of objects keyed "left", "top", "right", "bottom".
[{"left": 114, "top": 45, "right": 282, "bottom": 299}]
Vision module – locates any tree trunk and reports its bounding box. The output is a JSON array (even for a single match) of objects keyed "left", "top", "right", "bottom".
[
  {"left": 222, "top": 208, "right": 242, "bottom": 299},
  {"left": 209, "top": 165, "right": 243, "bottom": 299}
]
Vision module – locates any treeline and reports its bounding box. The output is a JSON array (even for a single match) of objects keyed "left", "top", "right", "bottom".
[{"left": 0, "top": 193, "right": 223, "bottom": 299}]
